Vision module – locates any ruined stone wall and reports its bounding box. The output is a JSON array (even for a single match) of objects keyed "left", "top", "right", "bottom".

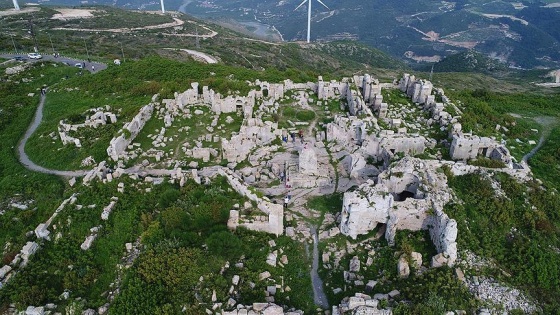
[
  {"left": 107, "top": 104, "right": 154, "bottom": 161},
  {"left": 317, "top": 76, "right": 349, "bottom": 100},
  {"left": 361, "top": 135, "right": 426, "bottom": 159},
  {"left": 429, "top": 211, "right": 458, "bottom": 266},
  {"left": 339, "top": 181, "right": 393, "bottom": 239},
  {"left": 218, "top": 168, "right": 283, "bottom": 236},
  {"left": 339, "top": 158, "right": 458, "bottom": 266},
  {"left": 449, "top": 135, "right": 496, "bottom": 160}
]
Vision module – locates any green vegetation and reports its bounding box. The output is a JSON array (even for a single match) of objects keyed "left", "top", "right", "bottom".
[
  {"left": 445, "top": 172, "right": 560, "bottom": 312},
  {"left": 281, "top": 106, "right": 316, "bottom": 122},
  {"left": 432, "top": 50, "right": 507, "bottom": 74},
  {"left": 467, "top": 157, "right": 506, "bottom": 168},
  {"left": 111, "top": 178, "right": 314, "bottom": 313},
  {"left": 530, "top": 125, "right": 560, "bottom": 187},
  {"left": 0, "top": 62, "right": 76, "bottom": 262},
  {"left": 319, "top": 230, "right": 478, "bottom": 313},
  {"left": 306, "top": 193, "right": 342, "bottom": 226}
]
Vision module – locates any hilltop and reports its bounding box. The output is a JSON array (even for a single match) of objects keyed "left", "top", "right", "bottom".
[{"left": 1, "top": 4, "right": 560, "bottom": 315}]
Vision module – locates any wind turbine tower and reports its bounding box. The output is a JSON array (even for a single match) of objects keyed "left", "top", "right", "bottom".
[
  {"left": 13, "top": 0, "right": 20, "bottom": 10},
  {"left": 160, "top": 0, "right": 165, "bottom": 13},
  {"left": 295, "top": 0, "right": 329, "bottom": 43}
]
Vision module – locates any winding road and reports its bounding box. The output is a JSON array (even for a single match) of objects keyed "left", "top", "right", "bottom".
[{"left": 17, "top": 92, "right": 87, "bottom": 177}]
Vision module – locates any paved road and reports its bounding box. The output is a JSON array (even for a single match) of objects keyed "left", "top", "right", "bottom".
[
  {"left": 1, "top": 53, "right": 107, "bottom": 73},
  {"left": 17, "top": 92, "right": 88, "bottom": 177}
]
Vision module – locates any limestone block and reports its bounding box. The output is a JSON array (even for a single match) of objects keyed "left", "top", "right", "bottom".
[
  {"left": 431, "top": 253, "right": 449, "bottom": 268},
  {"left": 397, "top": 256, "right": 410, "bottom": 278},
  {"left": 349, "top": 256, "right": 361, "bottom": 273},
  {"left": 347, "top": 297, "right": 365, "bottom": 309},
  {"left": 232, "top": 275, "right": 240, "bottom": 286},
  {"left": 365, "top": 280, "right": 377, "bottom": 292},
  {"left": 80, "top": 235, "right": 97, "bottom": 251},
  {"left": 410, "top": 252, "right": 422, "bottom": 269},
  {"left": 259, "top": 271, "right": 271, "bottom": 281},
  {"left": 25, "top": 306, "right": 45, "bottom": 315},
  {"left": 34, "top": 223, "right": 50, "bottom": 240},
  {"left": 0, "top": 265, "right": 12, "bottom": 280},
  {"left": 299, "top": 146, "right": 318, "bottom": 175}
]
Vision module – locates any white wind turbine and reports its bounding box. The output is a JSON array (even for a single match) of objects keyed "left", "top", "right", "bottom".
[
  {"left": 294, "top": 0, "right": 329, "bottom": 43},
  {"left": 13, "top": 0, "right": 20, "bottom": 10}
]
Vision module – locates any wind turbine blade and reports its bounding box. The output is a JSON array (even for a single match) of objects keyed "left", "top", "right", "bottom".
[
  {"left": 316, "top": 0, "right": 329, "bottom": 10},
  {"left": 294, "top": 0, "right": 307, "bottom": 11}
]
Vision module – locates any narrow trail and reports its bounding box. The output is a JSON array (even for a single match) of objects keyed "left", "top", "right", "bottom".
[
  {"left": 522, "top": 116, "right": 558, "bottom": 163},
  {"left": 17, "top": 93, "right": 87, "bottom": 177},
  {"left": 310, "top": 226, "right": 329, "bottom": 309}
]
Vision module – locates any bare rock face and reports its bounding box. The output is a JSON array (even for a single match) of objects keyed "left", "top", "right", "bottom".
[{"left": 298, "top": 145, "right": 318, "bottom": 175}]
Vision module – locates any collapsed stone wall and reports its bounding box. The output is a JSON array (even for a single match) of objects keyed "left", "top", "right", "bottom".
[
  {"left": 221, "top": 118, "right": 280, "bottom": 163},
  {"left": 449, "top": 125, "right": 513, "bottom": 168},
  {"left": 107, "top": 104, "right": 154, "bottom": 161},
  {"left": 219, "top": 168, "right": 283, "bottom": 236},
  {"left": 59, "top": 107, "right": 118, "bottom": 148},
  {"left": 317, "top": 76, "right": 349, "bottom": 100}
]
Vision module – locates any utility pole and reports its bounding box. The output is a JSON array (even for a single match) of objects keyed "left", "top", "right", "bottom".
[
  {"left": 195, "top": 26, "right": 200, "bottom": 48},
  {"left": 48, "top": 32, "right": 55, "bottom": 55},
  {"left": 429, "top": 64, "right": 434, "bottom": 81},
  {"left": 83, "top": 38, "right": 90, "bottom": 61},
  {"left": 11, "top": 34, "right": 17, "bottom": 54},
  {"left": 120, "top": 41, "right": 125, "bottom": 62},
  {"left": 28, "top": 18, "right": 38, "bottom": 52}
]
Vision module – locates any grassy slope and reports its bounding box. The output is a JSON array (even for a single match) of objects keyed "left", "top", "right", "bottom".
[{"left": 0, "top": 62, "right": 77, "bottom": 263}]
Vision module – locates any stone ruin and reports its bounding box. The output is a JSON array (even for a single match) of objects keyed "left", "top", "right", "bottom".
[
  {"left": 222, "top": 118, "right": 279, "bottom": 163},
  {"left": 449, "top": 123, "right": 513, "bottom": 168},
  {"left": 222, "top": 168, "right": 283, "bottom": 236},
  {"left": 59, "top": 106, "right": 118, "bottom": 148},
  {"left": 339, "top": 157, "right": 458, "bottom": 267},
  {"left": 399, "top": 73, "right": 433, "bottom": 105}
]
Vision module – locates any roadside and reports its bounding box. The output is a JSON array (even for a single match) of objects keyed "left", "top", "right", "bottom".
[{"left": 0, "top": 53, "right": 107, "bottom": 73}]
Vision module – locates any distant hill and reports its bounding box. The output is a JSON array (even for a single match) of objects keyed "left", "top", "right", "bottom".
[
  {"left": 431, "top": 50, "right": 508, "bottom": 74},
  {"left": 7, "top": 0, "right": 559, "bottom": 69},
  {"left": 138, "top": 0, "right": 560, "bottom": 70},
  {"left": 0, "top": 5, "right": 406, "bottom": 79}
]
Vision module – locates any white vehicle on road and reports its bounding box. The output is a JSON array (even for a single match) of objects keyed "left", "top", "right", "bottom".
[{"left": 27, "top": 53, "right": 42, "bottom": 59}]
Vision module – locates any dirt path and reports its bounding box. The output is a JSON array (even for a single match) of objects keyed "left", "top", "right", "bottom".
[
  {"left": 52, "top": 17, "right": 186, "bottom": 33},
  {"left": 310, "top": 226, "right": 330, "bottom": 309},
  {"left": 163, "top": 48, "right": 218, "bottom": 63},
  {"left": 522, "top": 116, "right": 558, "bottom": 163}
]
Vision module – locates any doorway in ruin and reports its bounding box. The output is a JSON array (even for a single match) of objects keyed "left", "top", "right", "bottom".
[
  {"left": 386, "top": 173, "right": 424, "bottom": 202},
  {"left": 236, "top": 99, "right": 244, "bottom": 111}
]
